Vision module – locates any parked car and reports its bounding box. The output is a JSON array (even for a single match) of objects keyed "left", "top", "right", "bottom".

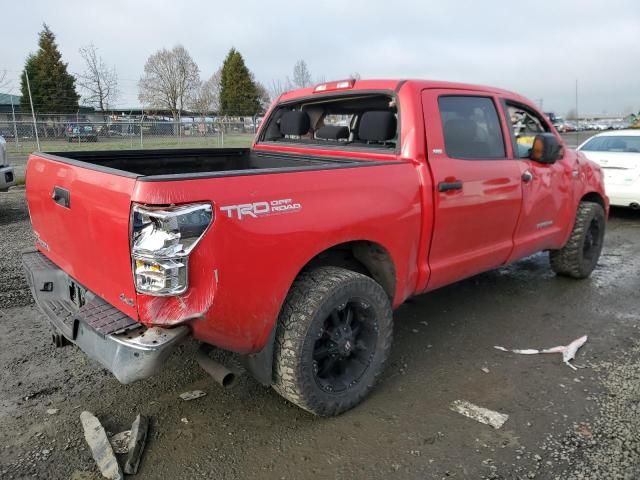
[
  {"left": 64, "top": 124, "right": 98, "bottom": 142},
  {"left": 22, "top": 79, "right": 608, "bottom": 416},
  {"left": 0, "top": 136, "right": 16, "bottom": 192},
  {"left": 577, "top": 130, "right": 640, "bottom": 209}
]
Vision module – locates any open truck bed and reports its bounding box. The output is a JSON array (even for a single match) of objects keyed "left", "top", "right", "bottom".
[{"left": 42, "top": 147, "right": 365, "bottom": 180}]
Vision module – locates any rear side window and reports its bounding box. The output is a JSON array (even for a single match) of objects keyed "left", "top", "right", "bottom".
[{"left": 439, "top": 96, "right": 506, "bottom": 159}]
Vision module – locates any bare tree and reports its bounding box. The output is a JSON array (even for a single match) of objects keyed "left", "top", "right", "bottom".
[
  {"left": 255, "top": 81, "right": 272, "bottom": 113},
  {"left": 269, "top": 78, "right": 293, "bottom": 99},
  {"left": 293, "top": 60, "right": 312, "bottom": 88},
  {"left": 268, "top": 60, "right": 315, "bottom": 98},
  {"left": 138, "top": 45, "right": 200, "bottom": 121},
  {"left": 0, "top": 70, "right": 10, "bottom": 91},
  {"left": 349, "top": 72, "right": 362, "bottom": 80},
  {"left": 76, "top": 44, "right": 119, "bottom": 111},
  {"left": 189, "top": 70, "right": 221, "bottom": 116}
]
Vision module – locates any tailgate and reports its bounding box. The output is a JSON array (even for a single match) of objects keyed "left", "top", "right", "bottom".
[{"left": 25, "top": 154, "right": 138, "bottom": 319}]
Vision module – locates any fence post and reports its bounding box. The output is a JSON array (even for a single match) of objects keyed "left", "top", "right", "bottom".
[
  {"left": 25, "top": 71, "right": 40, "bottom": 151},
  {"left": 140, "top": 108, "right": 144, "bottom": 149},
  {"left": 10, "top": 96, "right": 19, "bottom": 150}
]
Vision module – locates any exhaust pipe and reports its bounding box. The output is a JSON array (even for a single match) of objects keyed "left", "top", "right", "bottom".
[
  {"left": 630, "top": 202, "right": 640, "bottom": 210},
  {"left": 196, "top": 346, "right": 238, "bottom": 389}
]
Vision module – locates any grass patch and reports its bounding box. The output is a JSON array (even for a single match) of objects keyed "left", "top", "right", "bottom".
[{"left": 6, "top": 134, "right": 255, "bottom": 155}]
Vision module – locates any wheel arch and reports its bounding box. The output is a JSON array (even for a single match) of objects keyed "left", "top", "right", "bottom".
[
  {"left": 299, "top": 240, "right": 397, "bottom": 300},
  {"left": 580, "top": 191, "right": 606, "bottom": 210},
  {"left": 240, "top": 239, "right": 398, "bottom": 387}
]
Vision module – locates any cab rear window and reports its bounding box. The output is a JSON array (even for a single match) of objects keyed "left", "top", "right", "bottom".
[{"left": 259, "top": 93, "right": 398, "bottom": 151}]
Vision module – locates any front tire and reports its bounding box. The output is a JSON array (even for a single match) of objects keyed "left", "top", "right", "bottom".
[
  {"left": 272, "top": 267, "right": 393, "bottom": 416},
  {"left": 550, "top": 201, "right": 605, "bottom": 279}
]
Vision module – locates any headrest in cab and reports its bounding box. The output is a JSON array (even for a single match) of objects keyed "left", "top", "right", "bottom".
[
  {"left": 279, "top": 111, "right": 310, "bottom": 136},
  {"left": 358, "top": 111, "right": 397, "bottom": 142},
  {"left": 316, "top": 125, "right": 349, "bottom": 141}
]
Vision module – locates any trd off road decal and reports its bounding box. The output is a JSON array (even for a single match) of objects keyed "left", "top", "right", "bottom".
[{"left": 220, "top": 198, "right": 302, "bottom": 220}]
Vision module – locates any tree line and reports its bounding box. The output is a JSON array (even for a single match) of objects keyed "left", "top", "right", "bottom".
[{"left": 15, "top": 24, "right": 325, "bottom": 120}]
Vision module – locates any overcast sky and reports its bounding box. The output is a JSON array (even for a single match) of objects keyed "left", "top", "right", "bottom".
[{"left": 2, "top": 0, "right": 639, "bottom": 116}]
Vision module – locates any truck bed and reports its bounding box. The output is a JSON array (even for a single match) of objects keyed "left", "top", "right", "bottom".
[{"left": 43, "top": 148, "right": 363, "bottom": 180}]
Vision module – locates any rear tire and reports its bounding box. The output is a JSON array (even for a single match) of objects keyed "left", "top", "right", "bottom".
[
  {"left": 272, "top": 267, "right": 393, "bottom": 416},
  {"left": 550, "top": 201, "right": 605, "bottom": 279}
]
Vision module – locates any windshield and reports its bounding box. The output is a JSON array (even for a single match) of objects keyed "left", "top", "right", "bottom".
[{"left": 580, "top": 136, "right": 640, "bottom": 153}]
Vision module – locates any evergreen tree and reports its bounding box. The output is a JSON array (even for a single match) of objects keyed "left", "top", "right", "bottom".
[
  {"left": 20, "top": 24, "right": 79, "bottom": 113},
  {"left": 219, "top": 48, "right": 261, "bottom": 116}
]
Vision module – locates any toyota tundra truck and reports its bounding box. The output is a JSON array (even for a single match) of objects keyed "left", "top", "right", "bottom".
[{"left": 22, "top": 79, "right": 607, "bottom": 416}]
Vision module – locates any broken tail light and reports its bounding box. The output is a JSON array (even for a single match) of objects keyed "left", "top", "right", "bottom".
[{"left": 131, "top": 203, "right": 213, "bottom": 295}]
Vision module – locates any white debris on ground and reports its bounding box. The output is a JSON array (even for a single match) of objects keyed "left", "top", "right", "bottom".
[
  {"left": 80, "top": 413, "right": 149, "bottom": 478},
  {"left": 124, "top": 414, "right": 149, "bottom": 475},
  {"left": 494, "top": 335, "right": 588, "bottom": 370},
  {"left": 109, "top": 430, "right": 131, "bottom": 454},
  {"left": 79, "top": 411, "right": 123, "bottom": 480},
  {"left": 179, "top": 390, "right": 207, "bottom": 401},
  {"left": 450, "top": 400, "right": 509, "bottom": 429}
]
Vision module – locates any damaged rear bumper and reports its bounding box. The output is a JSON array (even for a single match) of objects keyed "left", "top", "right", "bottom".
[{"left": 22, "top": 249, "right": 189, "bottom": 383}]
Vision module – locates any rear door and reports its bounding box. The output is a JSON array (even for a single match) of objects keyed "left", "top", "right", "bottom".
[
  {"left": 26, "top": 154, "right": 138, "bottom": 319},
  {"left": 421, "top": 90, "right": 523, "bottom": 291}
]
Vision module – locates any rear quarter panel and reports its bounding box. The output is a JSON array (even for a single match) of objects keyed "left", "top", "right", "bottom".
[{"left": 131, "top": 162, "right": 422, "bottom": 353}]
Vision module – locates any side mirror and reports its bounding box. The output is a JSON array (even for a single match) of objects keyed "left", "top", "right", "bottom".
[{"left": 529, "top": 133, "right": 562, "bottom": 164}]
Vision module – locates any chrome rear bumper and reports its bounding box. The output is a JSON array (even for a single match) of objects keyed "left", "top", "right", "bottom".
[
  {"left": 22, "top": 249, "right": 189, "bottom": 383},
  {"left": 75, "top": 321, "right": 188, "bottom": 383}
]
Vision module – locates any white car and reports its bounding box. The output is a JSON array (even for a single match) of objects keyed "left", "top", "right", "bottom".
[{"left": 577, "top": 130, "right": 640, "bottom": 209}]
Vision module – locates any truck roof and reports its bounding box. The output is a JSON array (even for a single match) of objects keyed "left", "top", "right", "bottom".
[{"left": 277, "top": 79, "right": 527, "bottom": 104}]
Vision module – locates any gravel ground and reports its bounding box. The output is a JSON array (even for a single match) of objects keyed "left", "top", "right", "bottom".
[
  {"left": 1, "top": 190, "right": 639, "bottom": 480},
  {"left": 0, "top": 188, "right": 33, "bottom": 309}
]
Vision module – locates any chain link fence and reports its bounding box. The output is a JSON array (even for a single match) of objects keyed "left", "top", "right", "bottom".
[{"left": 0, "top": 112, "right": 259, "bottom": 181}]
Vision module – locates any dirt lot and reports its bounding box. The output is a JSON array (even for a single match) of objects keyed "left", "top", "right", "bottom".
[{"left": 1, "top": 190, "right": 639, "bottom": 480}]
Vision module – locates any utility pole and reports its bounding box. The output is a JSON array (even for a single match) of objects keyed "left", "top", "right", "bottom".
[
  {"left": 25, "top": 72, "right": 40, "bottom": 151},
  {"left": 575, "top": 79, "right": 579, "bottom": 145}
]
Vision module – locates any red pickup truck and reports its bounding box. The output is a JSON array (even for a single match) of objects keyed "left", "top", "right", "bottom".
[{"left": 23, "top": 79, "right": 607, "bottom": 416}]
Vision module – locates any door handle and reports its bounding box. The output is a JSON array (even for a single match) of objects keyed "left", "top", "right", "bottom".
[
  {"left": 52, "top": 186, "right": 70, "bottom": 208},
  {"left": 438, "top": 181, "right": 463, "bottom": 192},
  {"left": 521, "top": 170, "right": 534, "bottom": 183}
]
